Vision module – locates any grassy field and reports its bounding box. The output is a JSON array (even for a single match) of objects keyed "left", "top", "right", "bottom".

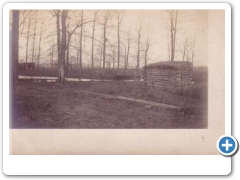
[{"left": 11, "top": 80, "right": 207, "bottom": 129}]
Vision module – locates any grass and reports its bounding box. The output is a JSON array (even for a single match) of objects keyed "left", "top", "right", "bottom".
[{"left": 11, "top": 80, "right": 208, "bottom": 129}]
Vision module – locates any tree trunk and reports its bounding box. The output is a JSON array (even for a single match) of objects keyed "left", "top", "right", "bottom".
[
  {"left": 182, "top": 38, "right": 187, "bottom": 61},
  {"left": 170, "top": 16, "right": 174, "bottom": 62},
  {"left": 31, "top": 21, "right": 36, "bottom": 64},
  {"left": 191, "top": 38, "right": 195, "bottom": 65},
  {"left": 99, "top": 48, "right": 102, "bottom": 68},
  {"left": 117, "top": 12, "right": 123, "bottom": 69},
  {"left": 168, "top": 10, "right": 178, "bottom": 62},
  {"left": 103, "top": 11, "right": 109, "bottom": 70},
  {"left": 126, "top": 50, "right": 129, "bottom": 69},
  {"left": 168, "top": 42, "right": 170, "bottom": 61},
  {"left": 51, "top": 33, "right": 54, "bottom": 67},
  {"left": 137, "top": 22, "right": 141, "bottom": 69},
  {"left": 173, "top": 11, "right": 178, "bottom": 61},
  {"left": 51, "top": 45, "right": 54, "bottom": 67},
  {"left": 91, "top": 24, "right": 95, "bottom": 69},
  {"left": 79, "top": 10, "right": 84, "bottom": 73},
  {"left": 25, "top": 18, "right": 31, "bottom": 63},
  {"left": 37, "top": 23, "right": 42, "bottom": 70},
  {"left": 144, "top": 51, "right": 147, "bottom": 67},
  {"left": 112, "top": 50, "right": 115, "bottom": 69},
  {"left": 11, "top": 10, "right": 19, "bottom": 129},
  {"left": 56, "top": 10, "right": 61, "bottom": 68},
  {"left": 12, "top": 10, "right": 19, "bottom": 84},
  {"left": 126, "top": 32, "right": 131, "bottom": 69},
  {"left": 182, "top": 51, "right": 185, "bottom": 61},
  {"left": 117, "top": 22, "right": 120, "bottom": 69},
  {"left": 91, "top": 12, "right": 97, "bottom": 69},
  {"left": 103, "top": 23, "right": 106, "bottom": 69},
  {"left": 66, "top": 37, "right": 70, "bottom": 78},
  {"left": 57, "top": 10, "right": 68, "bottom": 84},
  {"left": 66, "top": 22, "right": 70, "bottom": 78},
  {"left": 144, "top": 35, "right": 151, "bottom": 67},
  {"left": 113, "top": 59, "right": 115, "bottom": 69},
  {"left": 124, "top": 46, "right": 127, "bottom": 69},
  {"left": 76, "top": 49, "right": 79, "bottom": 68}
]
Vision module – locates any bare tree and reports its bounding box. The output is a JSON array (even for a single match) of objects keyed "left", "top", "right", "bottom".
[
  {"left": 66, "top": 22, "right": 70, "bottom": 77},
  {"left": 96, "top": 45, "right": 103, "bottom": 68},
  {"left": 25, "top": 18, "right": 31, "bottom": 63},
  {"left": 12, "top": 10, "right": 19, "bottom": 83},
  {"left": 122, "top": 43, "right": 127, "bottom": 69},
  {"left": 109, "top": 43, "right": 117, "bottom": 69},
  {"left": 182, "top": 37, "right": 188, "bottom": 61},
  {"left": 48, "top": 40, "right": 54, "bottom": 67},
  {"left": 191, "top": 38, "right": 195, "bottom": 65},
  {"left": 102, "top": 10, "right": 111, "bottom": 69},
  {"left": 125, "top": 30, "right": 132, "bottom": 69},
  {"left": 144, "top": 33, "right": 152, "bottom": 67},
  {"left": 19, "top": 10, "right": 32, "bottom": 35},
  {"left": 57, "top": 10, "right": 83, "bottom": 83},
  {"left": 136, "top": 20, "right": 142, "bottom": 69},
  {"left": 180, "top": 38, "right": 196, "bottom": 63},
  {"left": 54, "top": 10, "right": 61, "bottom": 67},
  {"left": 31, "top": 21, "right": 37, "bottom": 64},
  {"left": 116, "top": 11, "right": 124, "bottom": 69},
  {"left": 76, "top": 47, "right": 79, "bottom": 68},
  {"left": 50, "top": 32, "right": 55, "bottom": 67},
  {"left": 36, "top": 23, "right": 43, "bottom": 69},
  {"left": 79, "top": 10, "right": 84, "bottom": 72},
  {"left": 57, "top": 10, "right": 68, "bottom": 83},
  {"left": 186, "top": 50, "right": 189, "bottom": 62},
  {"left": 166, "top": 10, "right": 178, "bottom": 61},
  {"left": 49, "top": 10, "right": 61, "bottom": 67},
  {"left": 168, "top": 41, "right": 171, "bottom": 61},
  {"left": 91, "top": 11, "right": 98, "bottom": 69}
]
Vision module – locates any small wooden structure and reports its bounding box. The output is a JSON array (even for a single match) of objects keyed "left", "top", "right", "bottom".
[{"left": 143, "top": 61, "right": 193, "bottom": 89}]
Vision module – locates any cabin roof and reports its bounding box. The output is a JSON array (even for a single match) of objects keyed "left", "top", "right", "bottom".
[{"left": 144, "top": 61, "right": 192, "bottom": 69}]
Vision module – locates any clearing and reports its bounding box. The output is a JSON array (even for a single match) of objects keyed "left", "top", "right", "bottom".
[{"left": 11, "top": 80, "right": 207, "bottom": 129}]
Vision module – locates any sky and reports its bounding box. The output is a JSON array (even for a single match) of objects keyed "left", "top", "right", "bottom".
[{"left": 15, "top": 10, "right": 209, "bottom": 68}]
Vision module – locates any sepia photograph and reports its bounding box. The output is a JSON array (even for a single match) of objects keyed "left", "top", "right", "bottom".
[
  {"left": 3, "top": 2, "right": 230, "bottom": 174},
  {"left": 10, "top": 9, "right": 208, "bottom": 129}
]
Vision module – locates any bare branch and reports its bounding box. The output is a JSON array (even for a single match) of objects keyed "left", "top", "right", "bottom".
[{"left": 19, "top": 10, "right": 32, "bottom": 27}]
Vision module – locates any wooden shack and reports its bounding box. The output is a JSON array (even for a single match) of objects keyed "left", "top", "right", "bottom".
[{"left": 143, "top": 61, "right": 193, "bottom": 89}]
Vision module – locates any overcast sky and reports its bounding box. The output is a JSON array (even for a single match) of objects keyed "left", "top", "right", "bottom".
[{"left": 16, "top": 10, "right": 209, "bottom": 68}]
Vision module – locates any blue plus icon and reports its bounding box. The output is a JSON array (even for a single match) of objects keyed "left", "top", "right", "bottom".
[{"left": 217, "top": 135, "right": 238, "bottom": 156}]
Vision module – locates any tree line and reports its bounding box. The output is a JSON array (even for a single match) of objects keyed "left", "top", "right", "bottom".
[{"left": 11, "top": 10, "right": 197, "bottom": 83}]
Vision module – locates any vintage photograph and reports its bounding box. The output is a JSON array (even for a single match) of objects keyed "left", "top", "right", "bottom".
[{"left": 10, "top": 9, "right": 208, "bottom": 129}]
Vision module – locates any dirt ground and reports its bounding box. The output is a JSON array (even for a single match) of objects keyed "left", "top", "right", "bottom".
[{"left": 11, "top": 80, "right": 208, "bottom": 129}]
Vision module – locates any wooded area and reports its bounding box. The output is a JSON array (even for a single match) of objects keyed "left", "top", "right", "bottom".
[{"left": 11, "top": 10, "right": 206, "bottom": 83}]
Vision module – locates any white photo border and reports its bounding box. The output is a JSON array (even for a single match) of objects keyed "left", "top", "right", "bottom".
[{"left": 3, "top": 2, "right": 231, "bottom": 175}]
